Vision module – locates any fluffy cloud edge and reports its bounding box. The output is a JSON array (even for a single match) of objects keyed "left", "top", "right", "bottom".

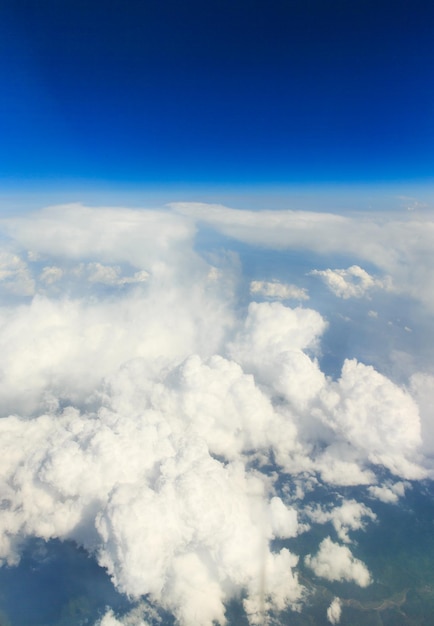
[{"left": 305, "top": 537, "right": 371, "bottom": 587}]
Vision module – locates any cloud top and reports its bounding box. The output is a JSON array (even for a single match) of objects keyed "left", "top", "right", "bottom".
[
  {"left": 305, "top": 537, "right": 371, "bottom": 587},
  {"left": 250, "top": 280, "right": 309, "bottom": 301},
  {"left": 309, "top": 265, "right": 392, "bottom": 299}
]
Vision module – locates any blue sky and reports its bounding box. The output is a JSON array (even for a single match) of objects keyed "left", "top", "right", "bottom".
[{"left": 1, "top": 0, "right": 433, "bottom": 194}]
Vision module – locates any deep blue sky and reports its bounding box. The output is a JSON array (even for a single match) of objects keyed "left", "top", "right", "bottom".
[{"left": 1, "top": 0, "right": 433, "bottom": 189}]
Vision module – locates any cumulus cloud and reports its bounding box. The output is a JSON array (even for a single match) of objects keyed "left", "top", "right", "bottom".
[
  {"left": 0, "top": 289, "right": 234, "bottom": 416},
  {"left": 86, "top": 263, "right": 149, "bottom": 286},
  {"left": 0, "top": 378, "right": 304, "bottom": 624},
  {"left": 0, "top": 229, "right": 236, "bottom": 415},
  {"left": 305, "top": 537, "right": 371, "bottom": 587},
  {"left": 0, "top": 203, "right": 431, "bottom": 625},
  {"left": 368, "top": 481, "right": 407, "bottom": 504},
  {"left": 97, "top": 611, "right": 125, "bottom": 626},
  {"left": 327, "top": 597, "right": 342, "bottom": 624},
  {"left": 305, "top": 499, "right": 376, "bottom": 543},
  {"left": 40, "top": 265, "right": 64, "bottom": 284},
  {"left": 250, "top": 280, "right": 309, "bottom": 301},
  {"left": 228, "top": 301, "right": 327, "bottom": 414},
  {"left": 314, "top": 447, "right": 377, "bottom": 486},
  {"left": 96, "top": 603, "right": 161, "bottom": 626},
  {"left": 0, "top": 250, "right": 35, "bottom": 295},
  {"left": 309, "top": 265, "right": 392, "bottom": 299},
  {"left": 315, "top": 359, "right": 425, "bottom": 479}
]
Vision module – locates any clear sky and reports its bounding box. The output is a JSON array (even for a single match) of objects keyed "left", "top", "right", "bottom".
[{"left": 1, "top": 0, "right": 433, "bottom": 193}]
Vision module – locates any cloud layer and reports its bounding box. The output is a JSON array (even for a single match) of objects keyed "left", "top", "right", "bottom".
[
  {"left": 0, "top": 203, "right": 432, "bottom": 625},
  {"left": 172, "top": 202, "right": 434, "bottom": 312},
  {"left": 309, "top": 265, "right": 392, "bottom": 299}
]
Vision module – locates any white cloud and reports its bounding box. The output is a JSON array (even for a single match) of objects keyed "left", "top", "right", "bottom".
[
  {"left": 0, "top": 384, "right": 305, "bottom": 624},
  {"left": 0, "top": 253, "right": 235, "bottom": 415},
  {"left": 327, "top": 597, "right": 342, "bottom": 624},
  {"left": 231, "top": 301, "right": 325, "bottom": 356},
  {"left": 96, "top": 603, "right": 159, "bottom": 626},
  {"left": 96, "top": 610, "right": 125, "bottom": 626},
  {"left": 128, "top": 353, "right": 283, "bottom": 461},
  {"left": 87, "top": 262, "right": 123, "bottom": 285},
  {"left": 40, "top": 265, "right": 63, "bottom": 285},
  {"left": 368, "top": 481, "right": 407, "bottom": 504},
  {"left": 309, "top": 265, "right": 392, "bottom": 299},
  {"left": 0, "top": 203, "right": 431, "bottom": 624},
  {"left": 243, "top": 549, "right": 303, "bottom": 623},
  {"left": 228, "top": 301, "right": 327, "bottom": 413},
  {"left": 3, "top": 204, "right": 197, "bottom": 273},
  {"left": 250, "top": 280, "right": 309, "bottom": 301},
  {"left": 305, "top": 537, "right": 371, "bottom": 587},
  {"left": 315, "top": 359, "right": 425, "bottom": 480},
  {"left": 0, "top": 250, "right": 35, "bottom": 295},
  {"left": 86, "top": 262, "right": 149, "bottom": 286},
  {"left": 269, "top": 497, "right": 299, "bottom": 539},
  {"left": 171, "top": 203, "right": 350, "bottom": 253},
  {"left": 314, "top": 448, "right": 376, "bottom": 486},
  {"left": 305, "top": 499, "right": 376, "bottom": 543}
]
